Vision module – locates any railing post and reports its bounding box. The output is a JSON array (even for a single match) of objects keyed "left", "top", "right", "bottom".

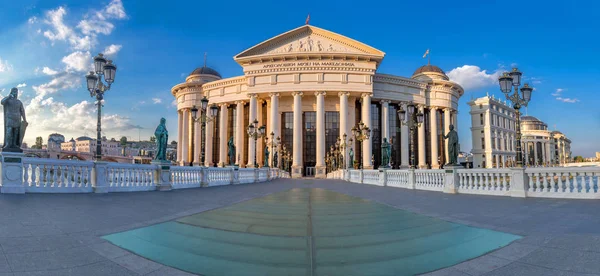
[
  {"left": 510, "top": 168, "right": 528, "bottom": 198},
  {"left": 0, "top": 152, "right": 25, "bottom": 194},
  {"left": 232, "top": 167, "right": 240, "bottom": 185},
  {"left": 155, "top": 164, "right": 172, "bottom": 191},
  {"left": 378, "top": 168, "right": 388, "bottom": 186},
  {"left": 201, "top": 167, "right": 209, "bottom": 187},
  {"left": 92, "top": 161, "right": 108, "bottom": 193},
  {"left": 359, "top": 170, "right": 364, "bottom": 184},
  {"left": 443, "top": 167, "right": 459, "bottom": 194},
  {"left": 408, "top": 168, "right": 416, "bottom": 189},
  {"left": 254, "top": 168, "right": 259, "bottom": 183}
]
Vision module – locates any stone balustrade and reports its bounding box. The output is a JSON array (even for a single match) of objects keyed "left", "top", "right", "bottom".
[
  {"left": 0, "top": 157, "right": 287, "bottom": 194},
  {"left": 328, "top": 167, "right": 600, "bottom": 199}
]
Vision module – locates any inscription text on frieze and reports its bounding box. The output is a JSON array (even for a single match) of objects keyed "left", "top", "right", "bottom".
[{"left": 263, "top": 61, "right": 356, "bottom": 69}]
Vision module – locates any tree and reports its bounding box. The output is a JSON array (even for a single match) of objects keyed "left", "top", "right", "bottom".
[
  {"left": 120, "top": 137, "right": 128, "bottom": 156},
  {"left": 32, "top": 136, "right": 43, "bottom": 149},
  {"left": 171, "top": 140, "right": 177, "bottom": 145},
  {"left": 574, "top": 156, "right": 584, "bottom": 163},
  {"left": 150, "top": 136, "right": 156, "bottom": 143}
]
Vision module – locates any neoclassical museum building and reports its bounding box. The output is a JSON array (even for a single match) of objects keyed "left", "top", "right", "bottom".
[{"left": 171, "top": 25, "right": 464, "bottom": 178}]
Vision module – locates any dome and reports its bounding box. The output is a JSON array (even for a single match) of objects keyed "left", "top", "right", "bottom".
[
  {"left": 76, "top": 136, "right": 93, "bottom": 141},
  {"left": 521, "top": 116, "right": 543, "bottom": 123},
  {"left": 189, "top": 66, "right": 221, "bottom": 78},
  {"left": 413, "top": 64, "right": 446, "bottom": 76}
]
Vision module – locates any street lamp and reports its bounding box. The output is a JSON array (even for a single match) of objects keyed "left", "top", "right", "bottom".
[
  {"left": 247, "top": 119, "right": 266, "bottom": 168},
  {"left": 268, "top": 132, "right": 280, "bottom": 168},
  {"left": 397, "top": 104, "right": 424, "bottom": 169},
  {"left": 498, "top": 68, "right": 533, "bottom": 167},
  {"left": 190, "top": 97, "right": 218, "bottom": 166},
  {"left": 351, "top": 122, "right": 371, "bottom": 169},
  {"left": 86, "top": 53, "right": 117, "bottom": 161}
]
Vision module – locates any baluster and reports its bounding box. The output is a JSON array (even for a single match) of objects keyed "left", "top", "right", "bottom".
[
  {"left": 502, "top": 173, "right": 508, "bottom": 191},
  {"left": 582, "top": 173, "right": 588, "bottom": 193},
  {"left": 31, "top": 164, "right": 38, "bottom": 187},
  {"left": 482, "top": 173, "right": 488, "bottom": 190},
  {"left": 573, "top": 172, "right": 580, "bottom": 193},
  {"left": 541, "top": 172, "right": 548, "bottom": 192},
  {"left": 565, "top": 172, "right": 572, "bottom": 192},
  {"left": 23, "top": 163, "right": 29, "bottom": 187}
]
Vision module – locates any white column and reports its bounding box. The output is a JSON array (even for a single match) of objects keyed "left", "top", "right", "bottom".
[
  {"left": 247, "top": 94, "right": 258, "bottom": 168},
  {"left": 291, "top": 92, "right": 303, "bottom": 177},
  {"left": 400, "top": 103, "right": 409, "bottom": 168},
  {"left": 177, "top": 110, "right": 183, "bottom": 163},
  {"left": 444, "top": 108, "right": 451, "bottom": 164},
  {"left": 218, "top": 104, "right": 228, "bottom": 167},
  {"left": 181, "top": 109, "right": 189, "bottom": 165},
  {"left": 430, "top": 107, "right": 439, "bottom": 169},
  {"left": 205, "top": 114, "right": 214, "bottom": 167},
  {"left": 257, "top": 100, "right": 264, "bottom": 166},
  {"left": 235, "top": 101, "right": 245, "bottom": 166},
  {"left": 361, "top": 93, "right": 373, "bottom": 169},
  {"left": 381, "top": 100, "right": 390, "bottom": 141},
  {"left": 270, "top": 93, "right": 280, "bottom": 168},
  {"left": 315, "top": 92, "right": 326, "bottom": 178},
  {"left": 418, "top": 105, "right": 426, "bottom": 169},
  {"left": 193, "top": 116, "right": 200, "bottom": 166},
  {"left": 545, "top": 141, "right": 551, "bottom": 166},
  {"left": 339, "top": 92, "right": 349, "bottom": 168}
]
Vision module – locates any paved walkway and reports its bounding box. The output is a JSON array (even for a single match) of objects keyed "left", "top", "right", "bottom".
[{"left": 0, "top": 179, "right": 598, "bottom": 275}]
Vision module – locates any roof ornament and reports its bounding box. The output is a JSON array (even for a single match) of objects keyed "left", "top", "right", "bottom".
[
  {"left": 423, "top": 49, "right": 430, "bottom": 65},
  {"left": 203, "top": 52, "right": 207, "bottom": 68},
  {"left": 305, "top": 14, "right": 310, "bottom": 25}
]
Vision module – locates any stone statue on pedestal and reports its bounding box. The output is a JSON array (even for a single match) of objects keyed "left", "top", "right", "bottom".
[
  {"left": 274, "top": 151, "right": 278, "bottom": 168},
  {"left": 228, "top": 137, "right": 236, "bottom": 165},
  {"left": 349, "top": 148, "right": 354, "bottom": 169},
  {"left": 443, "top": 124, "right": 459, "bottom": 165},
  {"left": 381, "top": 138, "right": 391, "bottom": 168},
  {"left": 2, "top": 88, "right": 27, "bottom": 152},
  {"left": 153, "top": 118, "right": 168, "bottom": 161},
  {"left": 264, "top": 146, "right": 270, "bottom": 167}
]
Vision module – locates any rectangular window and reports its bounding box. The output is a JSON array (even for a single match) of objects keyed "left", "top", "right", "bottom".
[
  {"left": 389, "top": 105, "right": 399, "bottom": 168},
  {"left": 480, "top": 114, "right": 484, "bottom": 125},
  {"left": 303, "top": 112, "right": 316, "bottom": 173},
  {"left": 212, "top": 109, "right": 220, "bottom": 166},
  {"left": 492, "top": 138, "right": 496, "bottom": 150},
  {"left": 243, "top": 103, "right": 249, "bottom": 165},
  {"left": 281, "top": 112, "right": 294, "bottom": 161},
  {"left": 371, "top": 103, "right": 381, "bottom": 168},
  {"left": 325, "top": 111, "right": 340, "bottom": 161},
  {"left": 482, "top": 137, "right": 485, "bottom": 149}
]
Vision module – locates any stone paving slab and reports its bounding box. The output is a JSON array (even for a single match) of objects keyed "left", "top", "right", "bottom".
[{"left": 0, "top": 179, "right": 597, "bottom": 275}]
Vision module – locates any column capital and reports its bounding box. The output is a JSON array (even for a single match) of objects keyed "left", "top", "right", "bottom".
[
  {"left": 380, "top": 99, "right": 391, "bottom": 104},
  {"left": 235, "top": 100, "right": 247, "bottom": 105},
  {"left": 314, "top": 91, "right": 326, "bottom": 97},
  {"left": 443, "top": 107, "right": 451, "bottom": 112},
  {"left": 338, "top": 92, "right": 350, "bottom": 97},
  {"left": 361, "top": 93, "right": 372, "bottom": 99},
  {"left": 269, "top": 92, "right": 280, "bottom": 97},
  {"left": 429, "top": 105, "right": 439, "bottom": 111},
  {"left": 247, "top": 93, "right": 258, "bottom": 99},
  {"left": 291, "top": 91, "right": 304, "bottom": 97},
  {"left": 218, "top": 103, "right": 229, "bottom": 107}
]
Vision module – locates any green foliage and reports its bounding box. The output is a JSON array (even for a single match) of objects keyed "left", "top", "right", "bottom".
[
  {"left": 120, "top": 136, "right": 127, "bottom": 146},
  {"left": 574, "top": 156, "right": 584, "bottom": 162}
]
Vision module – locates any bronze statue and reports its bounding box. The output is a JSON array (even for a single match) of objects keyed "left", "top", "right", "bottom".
[
  {"left": 381, "top": 138, "right": 391, "bottom": 168},
  {"left": 2, "top": 88, "right": 27, "bottom": 152},
  {"left": 228, "top": 137, "right": 236, "bottom": 165},
  {"left": 443, "top": 124, "right": 459, "bottom": 165},
  {"left": 153, "top": 118, "right": 168, "bottom": 161},
  {"left": 348, "top": 148, "right": 354, "bottom": 169},
  {"left": 264, "top": 146, "right": 270, "bottom": 167},
  {"left": 273, "top": 151, "right": 278, "bottom": 168}
]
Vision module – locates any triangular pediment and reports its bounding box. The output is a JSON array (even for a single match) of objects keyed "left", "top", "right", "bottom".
[{"left": 234, "top": 25, "right": 385, "bottom": 61}]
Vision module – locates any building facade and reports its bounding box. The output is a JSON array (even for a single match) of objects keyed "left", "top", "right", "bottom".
[
  {"left": 469, "top": 95, "right": 572, "bottom": 167},
  {"left": 171, "top": 25, "right": 464, "bottom": 178},
  {"left": 60, "top": 136, "right": 121, "bottom": 156},
  {"left": 47, "top": 133, "right": 65, "bottom": 151}
]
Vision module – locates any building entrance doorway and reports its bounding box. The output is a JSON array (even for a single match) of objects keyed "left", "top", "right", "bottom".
[
  {"left": 305, "top": 167, "right": 315, "bottom": 177},
  {"left": 303, "top": 112, "right": 316, "bottom": 177}
]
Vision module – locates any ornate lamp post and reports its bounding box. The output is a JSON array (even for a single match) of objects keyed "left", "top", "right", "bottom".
[
  {"left": 247, "top": 119, "right": 266, "bottom": 168},
  {"left": 191, "top": 97, "right": 218, "bottom": 166},
  {"left": 339, "top": 133, "right": 348, "bottom": 170},
  {"left": 85, "top": 54, "right": 117, "bottom": 161},
  {"left": 397, "top": 104, "right": 424, "bottom": 169},
  {"left": 351, "top": 121, "right": 371, "bottom": 169},
  {"left": 268, "top": 132, "right": 280, "bottom": 168},
  {"left": 498, "top": 68, "right": 533, "bottom": 167}
]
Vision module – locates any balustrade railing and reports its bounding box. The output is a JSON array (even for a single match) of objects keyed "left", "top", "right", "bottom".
[
  {"left": 23, "top": 158, "right": 94, "bottom": 193},
  {"left": 415, "top": 170, "right": 445, "bottom": 191},
  {"left": 107, "top": 163, "right": 156, "bottom": 192},
  {"left": 170, "top": 166, "right": 203, "bottom": 189},
  {"left": 362, "top": 169, "right": 379, "bottom": 185},
  {"left": 387, "top": 170, "right": 410, "bottom": 188},
  {"left": 526, "top": 167, "right": 600, "bottom": 199},
  {"left": 457, "top": 169, "right": 512, "bottom": 196}
]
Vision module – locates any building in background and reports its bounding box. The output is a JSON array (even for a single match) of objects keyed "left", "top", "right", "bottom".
[
  {"left": 469, "top": 95, "right": 572, "bottom": 168},
  {"left": 171, "top": 24, "right": 464, "bottom": 178},
  {"left": 47, "top": 133, "right": 65, "bottom": 151}
]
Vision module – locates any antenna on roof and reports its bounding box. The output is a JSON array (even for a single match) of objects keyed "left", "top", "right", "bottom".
[{"left": 203, "top": 52, "right": 207, "bottom": 68}]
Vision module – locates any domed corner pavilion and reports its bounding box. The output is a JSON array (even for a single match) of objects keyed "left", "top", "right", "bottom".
[{"left": 171, "top": 24, "right": 464, "bottom": 178}]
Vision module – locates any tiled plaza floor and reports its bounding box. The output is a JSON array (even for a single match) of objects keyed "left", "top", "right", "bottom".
[{"left": 0, "top": 179, "right": 599, "bottom": 275}]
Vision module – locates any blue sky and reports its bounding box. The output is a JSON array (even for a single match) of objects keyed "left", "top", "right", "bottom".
[{"left": 0, "top": 0, "right": 598, "bottom": 156}]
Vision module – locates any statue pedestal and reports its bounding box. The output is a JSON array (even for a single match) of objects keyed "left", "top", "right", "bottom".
[
  {"left": 152, "top": 160, "right": 172, "bottom": 191},
  {"left": 0, "top": 152, "right": 25, "bottom": 194},
  {"left": 443, "top": 164, "right": 463, "bottom": 194}
]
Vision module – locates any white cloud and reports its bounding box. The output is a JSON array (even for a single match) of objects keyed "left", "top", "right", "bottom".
[
  {"left": 77, "top": 19, "right": 114, "bottom": 36},
  {"left": 556, "top": 97, "right": 579, "bottom": 103},
  {"left": 42, "top": 67, "right": 60, "bottom": 76},
  {"left": 104, "top": 44, "right": 122, "bottom": 57},
  {"left": 104, "top": 0, "right": 127, "bottom": 19},
  {"left": 42, "top": 7, "right": 73, "bottom": 42},
  {"left": 62, "top": 51, "right": 91, "bottom": 72},
  {"left": 28, "top": 16, "right": 38, "bottom": 24},
  {"left": 152, "top": 98, "right": 162, "bottom": 104},
  {"left": 529, "top": 77, "right": 543, "bottom": 85},
  {"left": 16, "top": 83, "right": 27, "bottom": 88},
  {"left": 32, "top": 72, "right": 81, "bottom": 97},
  {"left": 447, "top": 65, "right": 503, "bottom": 91},
  {"left": 0, "top": 57, "right": 12, "bottom": 72},
  {"left": 552, "top": 88, "right": 564, "bottom": 97}
]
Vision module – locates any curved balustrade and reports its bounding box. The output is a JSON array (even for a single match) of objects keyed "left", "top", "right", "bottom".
[
  {"left": 23, "top": 158, "right": 94, "bottom": 193},
  {"left": 107, "top": 163, "right": 156, "bottom": 192},
  {"left": 239, "top": 169, "right": 256, "bottom": 184},
  {"left": 456, "top": 169, "right": 511, "bottom": 196}
]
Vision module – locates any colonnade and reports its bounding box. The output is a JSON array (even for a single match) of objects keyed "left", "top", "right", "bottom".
[
  {"left": 176, "top": 92, "right": 458, "bottom": 175},
  {"left": 522, "top": 139, "right": 554, "bottom": 166}
]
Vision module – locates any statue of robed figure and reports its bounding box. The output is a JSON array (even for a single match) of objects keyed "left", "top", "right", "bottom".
[
  {"left": 380, "top": 138, "right": 391, "bottom": 168},
  {"left": 228, "top": 137, "right": 236, "bottom": 165},
  {"left": 2, "top": 88, "right": 27, "bottom": 152},
  {"left": 273, "top": 151, "right": 278, "bottom": 168},
  {"left": 443, "top": 124, "right": 459, "bottom": 165},
  {"left": 264, "top": 146, "right": 270, "bottom": 167},
  {"left": 348, "top": 148, "right": 354, "bottom": 169},
  {"left": 154, "top": 118, "right": 168, "bottom": 161}
]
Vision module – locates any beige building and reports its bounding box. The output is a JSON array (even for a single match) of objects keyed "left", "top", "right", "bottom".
[
  {"left": 60, "top": 136, "right": 121, "bottom": 156},
  {"left": 469, "top": 95, "right": 572, "bottom": 167},
  {"left": 171, "top": 24, "right": 464, "bottom": 178}
]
